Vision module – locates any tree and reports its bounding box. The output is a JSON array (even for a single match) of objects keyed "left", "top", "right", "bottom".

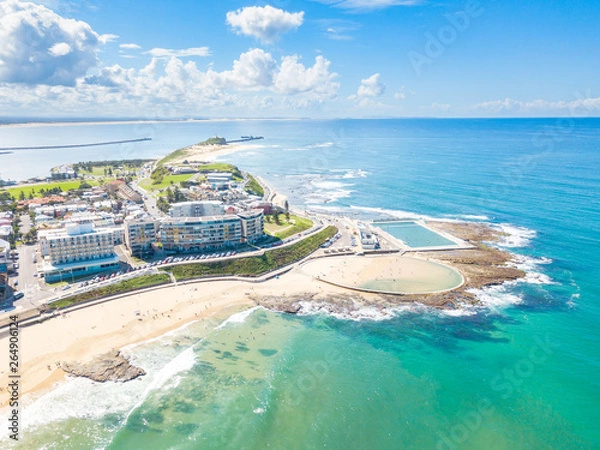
[
  {"left": 24, "top": 227, "right": 37, "bottom": 245},
  {"left": 79, "top": 181, "right": 92, "bottom": 190},
  {"left": 18, "top": 190, "right": 25, "bottom": 201}
]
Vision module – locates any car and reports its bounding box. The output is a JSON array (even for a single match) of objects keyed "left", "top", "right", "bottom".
[
  {"left": 13, "top": 280, "right": 18, "bottom": 286},
  {"left": 13, "top": 263, "right": 19, "bottom": 269},
  {"left": 13, "top": 292, "right": 24, "bottom": 300},
  {"left": 61, "top": 285, "right": 71, "bottom": 290},
  {"left": 33, "top": 272, "right": 38, "bottom": 277}
]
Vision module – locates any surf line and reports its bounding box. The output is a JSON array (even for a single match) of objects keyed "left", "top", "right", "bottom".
[{"left": 0, "top": 137, "right": 152, "bottom": 151}]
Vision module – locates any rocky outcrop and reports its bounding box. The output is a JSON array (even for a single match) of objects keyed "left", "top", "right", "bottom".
[
  {"left": 60, "top": 350, "right": 145, "bottom": 382},
  {"left": 254, "top": 221, "right": 527, "bottom": 314}
]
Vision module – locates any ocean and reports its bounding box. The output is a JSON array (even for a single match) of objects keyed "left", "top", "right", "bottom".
[{"left": 1, "top": 118, "right": 599, "bottom": 449}]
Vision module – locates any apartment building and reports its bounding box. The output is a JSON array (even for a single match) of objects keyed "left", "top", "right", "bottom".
[
  {"left": 158, "top": 215, "right": 243, "bottom": 253},
  {"left": 169, "top": 201, "right": 224, "bottom": 218},
  {"left": 39, "top": 222, "right": 120, "bottom": 282},
  {"left": 238, "top": 210, "right": 264, "bottom": 243},
  {"left": 124, "top": 216, "right": 157, "bottom": 256}
]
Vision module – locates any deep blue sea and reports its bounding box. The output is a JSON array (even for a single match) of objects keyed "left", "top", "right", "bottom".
[{"left": 1, "top": 118, "right": 599, "bottom": 449}]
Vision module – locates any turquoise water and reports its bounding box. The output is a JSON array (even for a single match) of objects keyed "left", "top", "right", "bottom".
[
  {"left": 373, "top": 221, "right": 458, "bottom": 248},
  {"left": 1, "top": 118, "right": 599, "bottom": 449}
]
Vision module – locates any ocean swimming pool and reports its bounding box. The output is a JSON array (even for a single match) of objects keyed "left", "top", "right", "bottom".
[{"left": 372, "top": 221, "right": 458, "bottom": 249}]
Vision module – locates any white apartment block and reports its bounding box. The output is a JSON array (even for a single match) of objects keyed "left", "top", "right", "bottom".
[{"left": 39, "top": 222, "right": 120, "bottom": 282}]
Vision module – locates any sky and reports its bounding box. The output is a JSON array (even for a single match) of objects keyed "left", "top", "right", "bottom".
[{"left": 0, "top": 0, "right": 599, "bottom": 119}]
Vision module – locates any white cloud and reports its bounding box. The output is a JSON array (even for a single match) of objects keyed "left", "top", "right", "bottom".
[
  {"left": 314, "top": 0, "right": 419, "bottom": 11},
  {"left": 48, "top": 42, "right": 72, "bottom": 57},
  {"left": 120, "top": 43, "right": 141, "bottom": 50},
  {"left": 274, "top": 55, "right": 339, "bottom": 98},
  {"left": 0, "top": 2, "right": 338, "bottom": 117},
  {"left": 0, "top": 0, "right": 100, "bottom": 85},
  {"left": 350, "top": 73, "right": 385, "bottom": 100},
  {"left": 472, "top": 96, "right": 600, "bottom": 116},
  {"left": 318, "top": 19, "right": 361, "bottom": 40},
  {"left": 226, "top": 5, "right": 304, "bottom": 44},
  {"left": 98, "top": 33, "right": 118, "bottom": 44},
  {"left": 145, "top": 47, "right": 211, "bottom": 58}
]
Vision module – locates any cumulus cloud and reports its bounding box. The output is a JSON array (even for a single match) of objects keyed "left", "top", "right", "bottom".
[
  {"left": 0, "top": 2, "right": 338, "bottom": 116},
  {"left": 145, "top": 47, "right": 211, "bottom": 58},
  {"left": 226, "top": 5, "right": 304, "bottom": 44},
  {"left": 314, "top": 0, "right": 419, "bottom": 11},
  {"left": 350, "top": 73, "right": 385, "bottom": 101},
  {"left": 0, "top": 0, "right": 100, "bottom": 85}
]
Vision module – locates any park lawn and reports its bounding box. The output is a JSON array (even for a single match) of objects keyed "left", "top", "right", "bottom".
[
  {"left": 47, "top": 273, "right": 172, "bottom": 310},
  {"left": 265, "top": 215, "right": 313, "bottom": 240},
  {"left": 139, "top": 174, "right": 195, "bottom": 191},
  {"left": 3, "top": 179, "right": 106, "bottom": 199},
  {"left": 245, "top": 174, "right": 264, "bottom": 197}
]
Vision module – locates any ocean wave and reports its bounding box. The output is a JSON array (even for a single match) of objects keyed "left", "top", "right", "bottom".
[
  {"left": 329, "top": 168, "right": 371, "bottom": 179},
  {"left": 456, "top": 214, "right": 491, "bottom": 221},
  {"left": 296, "top": 301, "right": 398, "bottom": 321},
  {"left": 305, "top": 179, "right": 354, "bottom": 204},
  {"left": 510, "top": 254, "right": 556, "bottom": 285},
  {"left": 493, "top": 224, "right": 537, "bottom": 248},
  {"left": 215, "top": 306, "right": 261, "bottom": 330},
  {"left": 467, "top": 285, "right": 523, "bottom": 310}
]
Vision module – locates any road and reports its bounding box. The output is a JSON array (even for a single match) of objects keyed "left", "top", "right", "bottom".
[
  {"left": 12, "top": 244, "right": 51, "bottom": 309},
  {"left": 131, "top": 179, "right": 163, "bottom": 218}
]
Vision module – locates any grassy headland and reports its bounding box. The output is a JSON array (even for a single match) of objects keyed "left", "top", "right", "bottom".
[{"left": 168, "top": 226, "right": 337, "bottom": 281}]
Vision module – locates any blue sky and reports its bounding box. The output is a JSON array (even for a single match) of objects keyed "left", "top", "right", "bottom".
[{"left": 0, "top": 0, "right": 599, "bottom": 118}]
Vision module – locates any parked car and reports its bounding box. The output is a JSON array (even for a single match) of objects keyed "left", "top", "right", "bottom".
[{"left": 14, "top": 292, "right": 24, "bottom": 300}]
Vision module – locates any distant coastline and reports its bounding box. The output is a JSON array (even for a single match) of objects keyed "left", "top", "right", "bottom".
[{"left": 0, "top": 117, "right": 302, "bottom": 129}]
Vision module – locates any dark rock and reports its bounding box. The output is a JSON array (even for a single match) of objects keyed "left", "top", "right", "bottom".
[{"left": 60, "top": 350, "right": 145, "bottom": 382}]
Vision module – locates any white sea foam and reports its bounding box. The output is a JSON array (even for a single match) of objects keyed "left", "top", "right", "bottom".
[
  {"left": 148, "top": 346, "right": 196, "bottom": 391},
  {"left": 494, "top": 224, "right": 537, "bottom": 248},
  {"left": 467, "top": 285, "right": 523, "bottom": 310},
  {"left": 456, "top": 214, "right": 491, "bottom": 221},
  {"left": 215, "top": 306, "right": 261, "bottom": 330},
  {"left": 306, "top": 179, "right": 354, "bottom": 204},
  {"left": 510, "top": 254, "right": 556, "bottom": 285},
  {"left": 0, "top": 336, "right": 199, "bottom": 436},
  {"left": 296, "top": 301, "right": 397, "bottom": 321},
  {"left": 329, "top": 168, "right": 371, "bottom": 179}
]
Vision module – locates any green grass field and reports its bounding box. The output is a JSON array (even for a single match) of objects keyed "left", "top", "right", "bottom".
[
  {"left": 139, "top": 174, "right": 195, "bottom": 191},
  {"left": 47, "top": 273, "right": 172, "bottom": 310},
  {"left": 3, "top": 179, "right": 106, "bottom": 199},
  {"left": 264, "top": 215, "right": 313, "bottom": 239},
  {"left": 167, "top": 226, "right": 337, "bottom": 281}
]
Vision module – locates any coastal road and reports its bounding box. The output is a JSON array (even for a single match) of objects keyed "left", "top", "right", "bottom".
[{"left": 13, "top": 244, "right": 51, "bottom": 309}]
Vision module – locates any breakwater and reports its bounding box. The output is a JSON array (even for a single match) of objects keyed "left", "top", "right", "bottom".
[{"left": 0, "top": 137, "right": 152, "bottom": 151}]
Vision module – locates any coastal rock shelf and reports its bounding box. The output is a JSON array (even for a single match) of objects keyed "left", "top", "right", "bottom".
[{"left": 60, "top": 350, "right": 145, "bottom": 383}]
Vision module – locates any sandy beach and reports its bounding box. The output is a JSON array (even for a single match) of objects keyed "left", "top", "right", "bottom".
[
  {"left": 0, "top": 269, "right": 353, "bottom": 409},
  {"left": 168, "top": 142, "right": 263, "bottom": 165}
]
